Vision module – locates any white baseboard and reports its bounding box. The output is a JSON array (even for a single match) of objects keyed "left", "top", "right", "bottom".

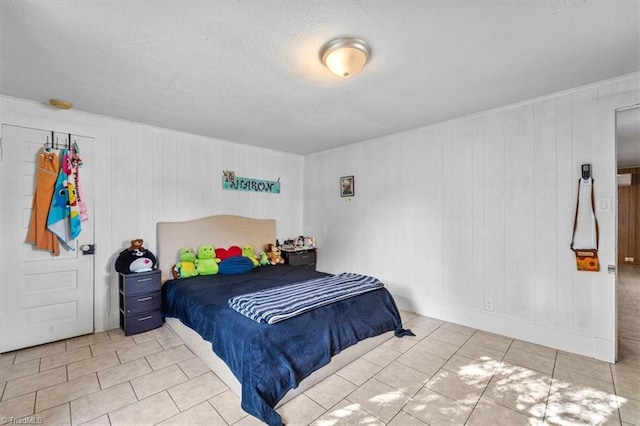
[{"left": 394, "top": 295, "right": 615, "bottom": 363}]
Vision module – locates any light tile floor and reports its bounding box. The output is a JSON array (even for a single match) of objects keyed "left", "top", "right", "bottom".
[{"left": 1, "top": 267, "right": 639, "bottom": 426}]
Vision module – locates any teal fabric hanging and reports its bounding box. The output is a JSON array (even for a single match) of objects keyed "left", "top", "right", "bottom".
[{"left": 47, "top": 149, "right": 81, "bottom": 249}]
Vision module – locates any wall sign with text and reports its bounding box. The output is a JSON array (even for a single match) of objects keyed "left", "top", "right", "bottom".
[{"left": 222, "top": 170, "right": 280, "bottom": 194}]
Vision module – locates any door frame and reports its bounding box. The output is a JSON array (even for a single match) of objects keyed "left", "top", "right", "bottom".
[
  {"left": 614, "top": 101, "right": 640, "bottom": 359},
  {"left": 600, "top": 91, "right": 640, "bottom": 362}
]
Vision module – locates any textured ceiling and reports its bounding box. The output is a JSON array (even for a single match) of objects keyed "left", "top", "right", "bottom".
[{"left": 1, "top": 1, "right": 639, "bottom": 155}]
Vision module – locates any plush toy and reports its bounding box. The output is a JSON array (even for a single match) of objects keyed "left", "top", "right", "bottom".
[
  {"left": 195, "top": 244, "right": 219, "bottom": 275},
  {"left": 129, "top": 239, "right": 144, "bottom": 251},
  {"left": 115, "top": 239, "right": 157, "bottom": 274},
  {"left": 242, "top": 245, "right": 259, "bottom": 267},
  {"left": 259, "top": 251, "right": 269, "bottom": 266},
  {"left": 219, "top": 256, "right": 255, "bottom": 275},
  {"left": 173, "top": 247, "right": 199, "bottom": 279},
  {"left": 215, "top": 247, "right": 229, "bottom": 261},
  {"left": 229, "top": 246, "right": 242, "bottom": 257},
  {"left": 264, "top": 243, "right": 284, "bottom": 265},
  {"left": 215, "top": 245, "right": 242, "bottom": 261}
]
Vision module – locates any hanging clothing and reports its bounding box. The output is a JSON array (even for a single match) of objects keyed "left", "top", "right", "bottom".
[
  {"left": 72, "top": 150, "right": 89, "bottom": 222},
  {"left": 26, "top": 148, "right": 60, "bottom": 256},
  {"left": 571, "top": 177, "right": 600, "bottom": 272},
  {"left": 63, "top": 150, "right": 82, "bottom": 239},
  {"left": 572, "top": 178, "right": 597, "bottom": 249},
  {"left": 47, "top": 149, "right": 76, "bottom": 250}
]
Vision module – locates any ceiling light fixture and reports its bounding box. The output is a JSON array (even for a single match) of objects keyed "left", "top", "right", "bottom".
[
  {"left": 320, "top": 37, "right": 371, "bottom": 78},
  {"left": 49, "top": 99, "right": 73, "bottom": 110}
]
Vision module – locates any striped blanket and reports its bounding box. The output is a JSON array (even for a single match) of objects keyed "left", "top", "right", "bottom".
[{"left": 228, "top": 272, "right": 384, "bottom": 324}]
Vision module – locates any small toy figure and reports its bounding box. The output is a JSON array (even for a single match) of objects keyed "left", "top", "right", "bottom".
[{"left": 264, "top": 243, "right": 284, "bottom": 265}]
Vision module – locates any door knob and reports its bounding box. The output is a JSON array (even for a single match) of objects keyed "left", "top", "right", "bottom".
[{"left": 80, "top": 244, "right": 95, "bottom": 255}]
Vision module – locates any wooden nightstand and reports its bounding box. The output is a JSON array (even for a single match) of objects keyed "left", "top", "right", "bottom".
[
  {"left": 119, "top": 269, "right": 162, "bottom": 336},
  {"left": 281, "top": 248, "right": 317, "bottom": 270}
]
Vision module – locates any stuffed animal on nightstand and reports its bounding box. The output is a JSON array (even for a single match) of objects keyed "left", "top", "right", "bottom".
[
  {"left": 172, "top": 247, "right": 199, "bottom": 279},
  {"left": 264, "top": 243, "right": 285, "bottom": 265},
  {"left": 115, "top": 239, "right": 157, "bottom": 274},
  {"left": 195, "top": 244, "right": 219, "bottom": 275}
]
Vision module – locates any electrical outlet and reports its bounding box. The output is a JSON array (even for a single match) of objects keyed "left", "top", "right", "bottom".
[{"left": 484, "top": 298, "right": 494, "bottom": 312}]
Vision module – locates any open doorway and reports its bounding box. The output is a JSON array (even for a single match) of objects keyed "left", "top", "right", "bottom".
[
  {"left": 617, "top": 106, "right": 640, "bottom": 265},
  {"left": 616, "top": 104, "right": 640, "bottom": 360}
]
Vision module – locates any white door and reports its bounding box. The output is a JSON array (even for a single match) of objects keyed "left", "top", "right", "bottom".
[{"left": 0, "top": 125, "right": 95, "bottom": 352}]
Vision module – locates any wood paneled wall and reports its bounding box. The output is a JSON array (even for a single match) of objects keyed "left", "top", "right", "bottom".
[
  {"left": 304, "top": 73, "right": 640, "bottom": 361},
  {"left": 0, "top": 96, "right": 305, "bottom": 332},
  {"left": 618, "top": 167, "right": 640, "bottom": 264}
]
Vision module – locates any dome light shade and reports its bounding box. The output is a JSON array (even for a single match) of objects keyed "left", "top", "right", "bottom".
[
  {"left": 320, "top": 38, "right": 371, "bottom": 78},
  {"left": 49, "top": 99, "right": 73, "bottom": 110}
]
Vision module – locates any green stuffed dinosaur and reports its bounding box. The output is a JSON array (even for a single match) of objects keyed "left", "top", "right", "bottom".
[
  {"left": 242, "top": 245, "right": 260, "bottom": 267},
  {"left": 195, "top": 244, "right": 219, "bottom": 275},
  {"left": 175, "top": 247, "right": 199, "bottom": 278}
]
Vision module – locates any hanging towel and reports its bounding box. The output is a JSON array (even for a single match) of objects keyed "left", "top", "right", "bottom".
[
  {"left": 72, "top": 150, "right": 88, "bottom": 222},
  {"left": 47, "top": 149, "right": 75, "bottom": 250},
  {"left": 63, "top": 150, "right": 82, "bottom": 239},
  {"left": 26, "top": 148, "right": 61, "bottom": 256}
]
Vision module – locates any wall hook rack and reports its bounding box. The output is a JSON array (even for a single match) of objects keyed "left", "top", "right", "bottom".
[{"left": 44, "top": 131, "right": 72, "bottom": 150}]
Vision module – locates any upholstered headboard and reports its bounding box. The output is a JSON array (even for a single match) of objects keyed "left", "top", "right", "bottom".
[{"left": 156, "top": 215, "right": 276, "bottom": 282}]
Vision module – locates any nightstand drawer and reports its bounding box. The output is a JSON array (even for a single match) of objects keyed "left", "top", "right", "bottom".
[
  {"left": 118, "top": 269, "right": 162, "bottom": 336},
  {"left": 121, "top": 290, "right": 161, "bottom": 315},
  {"left": 120, "top": 310, "right": 163, "bottom": 336},
  {"left": 119, "top": 270, "right": 161, "bottom": 295},
  {"left": 284, "top": 250, "right": 317, "bottom": 266}
]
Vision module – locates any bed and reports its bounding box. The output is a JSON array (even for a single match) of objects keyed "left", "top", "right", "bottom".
[{"left": 157, "top": 215, "right": 409, "bottom": 425}]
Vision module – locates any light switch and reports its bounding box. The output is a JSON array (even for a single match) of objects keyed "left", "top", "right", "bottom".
[{"left": 597, "top": 198, "right": 610, "bottom": 212}]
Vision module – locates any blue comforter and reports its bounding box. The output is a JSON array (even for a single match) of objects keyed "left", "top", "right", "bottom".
[{"left": 162, "top": 265, "right": 406, "bottom": 426}]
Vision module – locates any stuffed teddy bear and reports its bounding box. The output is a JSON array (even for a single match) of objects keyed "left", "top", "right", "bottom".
[
  {"left": 173, "top": 247, "right": 199, "bottom": 279},
  {"left": 195, "top": 244, "right": 219, "bottom": 275},
  {"left": 129, "top": 239, "right": 144, "bottom": 251},
  {"left": 115, "top": 239, "right": 157, "bottom": 274},
  {"left": 242, "top": 245, "right": 259, "bottom": 267},
  {"left": 264, "top": 243, "right": 284, "bottom": 265}
]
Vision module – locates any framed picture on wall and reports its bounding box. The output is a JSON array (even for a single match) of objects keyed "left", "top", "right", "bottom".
[{"left": 340, "top": 175, "right": 354, "bottom": 197}]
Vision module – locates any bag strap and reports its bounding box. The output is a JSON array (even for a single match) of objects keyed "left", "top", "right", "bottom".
[{"left": 571, "top": 178, "right": 599, "bottom": 251}]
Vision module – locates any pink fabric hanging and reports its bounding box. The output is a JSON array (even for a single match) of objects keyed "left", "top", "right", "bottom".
[{"left": 72, "top": 149, "right": 88, "bottom": 222}]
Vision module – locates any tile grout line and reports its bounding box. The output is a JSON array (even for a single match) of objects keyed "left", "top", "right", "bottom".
[
  {"left": 310, "top": 320, "right": 439, "bottom": 425},
  {"left": 387, "top": 319, "right": 446, "bottom": 423},
  {"left": 540, "top": 344, "right": 560, "bottom": 424},
  {"left": 395, "top": 325, "right": 478, "bottom": 424},
  {"left": 608, "top": 361, "right": 623, "bottom": 425},
  {"left": 446, "top": 328, "right": 483, "bottom": 425},
  {"left": 463, "top": 333, "right": 514, "bottom": 424}
]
